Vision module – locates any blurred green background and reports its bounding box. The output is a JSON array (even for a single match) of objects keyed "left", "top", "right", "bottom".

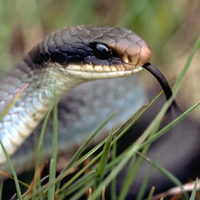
[{"left": 0, "top": 0, "right": 200, "bottom": 119}]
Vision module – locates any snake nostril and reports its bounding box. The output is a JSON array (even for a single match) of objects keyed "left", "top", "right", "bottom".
[
  {"left": 122, "top": 54, "right": 139, "bottom": 67},
  {"left": 128, "top": 56, "right": 135, "bottom": 64},
  {"left": 122, "top": 54, "right": 129, "bottom": 64}
]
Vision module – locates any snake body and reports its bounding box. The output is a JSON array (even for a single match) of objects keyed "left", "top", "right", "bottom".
[{"left": 0, "top": 25, "right": 152, "bottom": 174}]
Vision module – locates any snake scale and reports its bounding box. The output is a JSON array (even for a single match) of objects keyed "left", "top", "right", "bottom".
[{"left": 0, "top": 25, "right": 172, "bottom": 178}]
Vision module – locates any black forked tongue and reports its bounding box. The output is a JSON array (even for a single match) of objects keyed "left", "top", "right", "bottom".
[{"left": 142, "top": 62, "right": 177, "bottom": 108}]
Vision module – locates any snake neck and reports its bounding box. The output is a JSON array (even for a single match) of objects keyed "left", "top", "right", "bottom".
[{"left": 0, "top": 59, "right": 85, "bottom": 162}]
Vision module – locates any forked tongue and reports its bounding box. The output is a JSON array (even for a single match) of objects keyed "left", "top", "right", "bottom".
[{"left": 142, "top": 62, "right": 177, "bottom": 108}]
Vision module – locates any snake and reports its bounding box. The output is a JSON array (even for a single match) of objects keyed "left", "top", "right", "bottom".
[{"left": 0, "top": 25, "right": 172, "bottom": 177}]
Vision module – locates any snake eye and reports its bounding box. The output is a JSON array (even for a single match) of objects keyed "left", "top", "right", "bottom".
[{"left": 91, "top": 43, "right": 112, "bottom": 60}]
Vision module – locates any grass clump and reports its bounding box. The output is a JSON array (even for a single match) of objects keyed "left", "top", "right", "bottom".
[{"left": 0, "top": 32, "right": 200, "bottom": 200}]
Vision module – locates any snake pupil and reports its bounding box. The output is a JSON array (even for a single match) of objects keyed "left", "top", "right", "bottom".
[{"left": 91, "top": 43, "right": 112, "bottom": 60}]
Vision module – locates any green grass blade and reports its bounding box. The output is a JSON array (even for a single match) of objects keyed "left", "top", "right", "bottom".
[
  {"left": 91, "top": 128, "right": 152, "bottom": 200},
  {"left": 62, "top": 170, "right": 96, "bottom": 198},
  {"left": 61, "top": 111, "right": 117, "bottom": 173},
  {"left": 136, "top": 158, "right": 157, "bottom": 200},
  {"left": 70, "top": 181, "right": 94, "bottom": 200},
  {"left": 190, "top": 178, "right": 198, "bottom": 200},
  {"left": 173, "top": 34, "right": 200, "bottom": 93},
  {"left": 137, "top": 152, "right": 188, "bottom": 198},
  {"left": 48, "top": 88, "right": 58, "bottom": 199},
  {"left": 112, "top": 102, "right": 149, "bottom": 143},
  {"left": 53, "top": 88, "right": 59, "bottom": 164},
  {"left": 123, "top": 36, "right": 200, "bottom": 199},
  {"left": 104, "top": 94, "right": 166, "bottom": 173},
  {"left": 72, "top": 140, "right": 105, "bottom": 168},
  {"left": 0, "top": 83, "right": 28, "bottom": 121},
  {"left": 146, "top": 186, "right": 155, "bottom": 200},
  {"left": 94, "top": 132, "right": 112, "bottom": 194},
  {"left": 32, "top": 106, "right": 52, "bottom": 199},
  {"left": 112, "top": 85, "right": 168, "bottom": 145},
  {"left": 119, "top": 154, "right": 136, "bottom": 200},
  {"left": 26, "top": 97, "right": 165, "bottom": 199},
  {"left": 0, "top": 182, "right": 3, "bottom": 200},
  {"left": 55, "top": 111, "right": 117, "bottom": 195},
  {"left": 56, "top": 111, "right": 117, "bottom": 194},
  {"left": 88, "top": 86, "right": 177, "bottom": 200},
  {"left": 140, "top": 100, "right": 200, "bottom": 150},
  {"left": 0, "top": 141, "right": 22, "bottom": 200},
  {"left": 119, "top": 144, "right": 151, "bottom": 200},
  {"left": 71, "top": 103, "right": 149, "bottom": 171},
  {"left": 36, "top": 107, "right": 53, "bottom": 166},
  {"left": 58, "top": 102, "right": 151, "bottom": 198},
  {"left": 57, "top": 153, "right": 101, "bottom": 195},
  {"left": 91, "top": 96, "right": 178, "bottom": 199},
  {"left": 9, "top": 194, "right": 17, "bottom": 200},
  {"left": 118, "top": 86, "right": 180, "bottom": 200},
  {"left": 111, "top": 139, "right": 117, "bottom": 200},
  {"left": 31, "top": 111, "right": 116, "bottom": 198},
  {"left": 48, "top": 159, "right": 55, "bottom": 199},
  {"left": 91, "top": 146, "right": 135, "bottom": 200},
  {"left": 59, "top": 98, "right": 155, "bottom": 196},
  {"left": 21, "top": 47, "right": 200, "bottom": 198},
  {"left": 57, "top": 103, "right": 148, "bottom": 195},
  {"left": 119, "top": 115, "right": 161, "bottom": 200}
]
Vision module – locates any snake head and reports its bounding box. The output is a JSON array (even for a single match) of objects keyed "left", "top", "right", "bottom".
[{"left": 27, "top": 25, "right": 152, "bottom": 79}]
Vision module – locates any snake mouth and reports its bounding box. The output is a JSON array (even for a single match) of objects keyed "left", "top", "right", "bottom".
[{"left": 64, "top": 64, "right": 143, "bottom": 79}]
